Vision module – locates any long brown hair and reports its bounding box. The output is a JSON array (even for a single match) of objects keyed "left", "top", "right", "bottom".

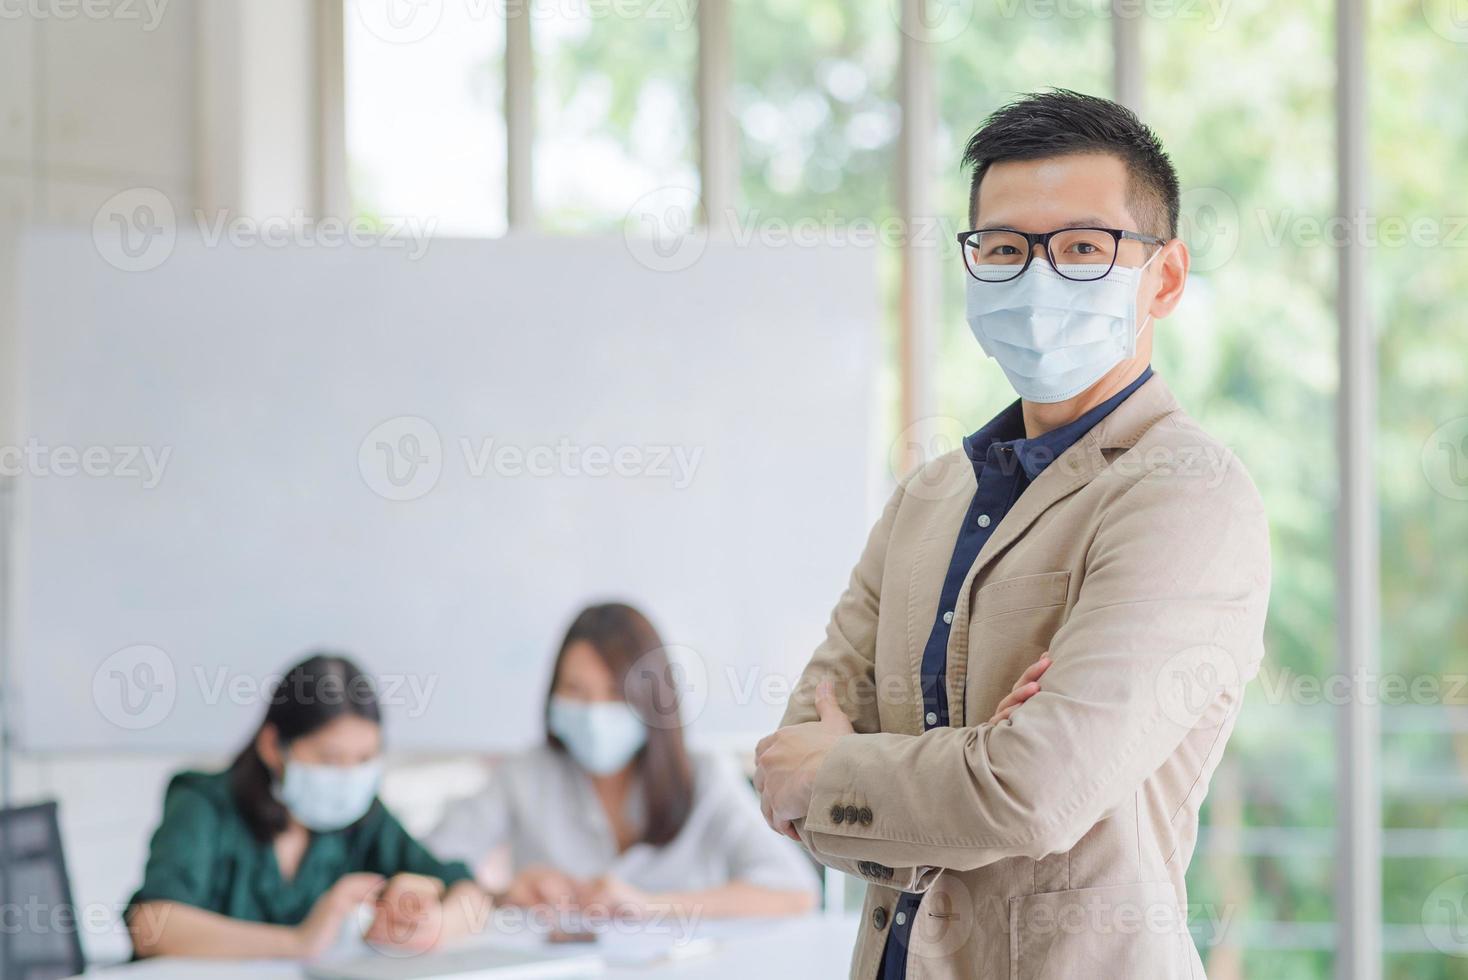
[{"left": 545, "top": 602, "right": 694, "bottom": 846}]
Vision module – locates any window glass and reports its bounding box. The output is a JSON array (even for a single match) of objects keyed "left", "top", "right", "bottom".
[
  {"left": 1146, "top": 1, "right": 1339, "bottom": 975},
  {"left": 534, "top": 1, "right": 698, "bottom": 232},
  {"left": 345, "top": 0, "right": 507, "bottom": 235}
]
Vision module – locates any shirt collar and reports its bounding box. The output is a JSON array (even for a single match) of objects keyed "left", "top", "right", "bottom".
[{"left": 964, "top": 366, "right": 1155, "bottom": 482}]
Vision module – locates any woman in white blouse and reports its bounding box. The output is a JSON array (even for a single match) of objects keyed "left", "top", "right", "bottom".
[{"left": 428, "top": 602, "right": 820, "bottom": 919}]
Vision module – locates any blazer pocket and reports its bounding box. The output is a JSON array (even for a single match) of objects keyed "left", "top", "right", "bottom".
[
  {"left": 972, "top": 571, "right": 1071, "bottom": 622},
  {"left": 967, "top": 571, "right": 1073, "bottom": 722},
  {"left": 1008, "top": 881, "right": 1193, "bottom": 980}
]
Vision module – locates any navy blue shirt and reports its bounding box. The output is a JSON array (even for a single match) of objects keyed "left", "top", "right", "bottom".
[{"left": 878, "top": 367, "right": 1152, "bottom": 980}]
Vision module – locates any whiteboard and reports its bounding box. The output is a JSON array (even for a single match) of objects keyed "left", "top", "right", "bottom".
[{"left": 14, "top": 231, "right": 878, "bottom": 751}]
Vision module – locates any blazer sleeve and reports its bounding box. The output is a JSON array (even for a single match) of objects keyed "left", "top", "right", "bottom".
[
  {"left": 797, "top": 459, "right": 1271, "bottom": 873},
  {"left": 776, "top": 476, "right": 948, "bottom": 891}
]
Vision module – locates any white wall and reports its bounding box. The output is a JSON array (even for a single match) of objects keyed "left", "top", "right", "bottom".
[
  {"left": 0, "top": 3, "right": 329, "bottom": 964},
  {"left": 196, "top": 0, "right": 325, "bottom": 215},
  {"left": 1, "top": 7, "right": 199, "bottom": 964},
  {"left": 0, "top": 0, "right": 327, "bottom": 441},
  {"left": 0, "top": 3, "right": 198, "bottom": 444},
  {"left": 17, "top": 233, "right": 874, "bottom": 753}
]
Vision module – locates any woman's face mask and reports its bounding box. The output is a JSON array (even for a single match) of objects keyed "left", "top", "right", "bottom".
[
  {"left": 548, "top": 695, "right": 648, "bottom": 775},
  {"left": 274, "top": 754, "right": 383, "bottom": 832}
]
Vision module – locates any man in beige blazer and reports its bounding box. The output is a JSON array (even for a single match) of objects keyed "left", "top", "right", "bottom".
[{"left": 754, "top": 90, "right": 1270, "bottom": 979}]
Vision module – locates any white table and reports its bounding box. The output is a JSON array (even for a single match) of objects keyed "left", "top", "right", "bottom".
[{"left": 66, "top": 915, "right": 859, "bottom": 980}]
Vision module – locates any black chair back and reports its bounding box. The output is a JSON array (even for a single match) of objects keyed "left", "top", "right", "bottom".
[{"left": 0, "top": 801, "right": 86, "bottom": 980}]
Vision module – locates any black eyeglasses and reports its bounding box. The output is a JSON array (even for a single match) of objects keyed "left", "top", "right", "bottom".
[{"left": 955, "top": 227, "right": 1167, "bottom": 282}]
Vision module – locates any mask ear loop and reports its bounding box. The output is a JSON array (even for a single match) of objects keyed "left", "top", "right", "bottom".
[{"left": 1130, "top": 243, "right": 1166, "bottom": 343}]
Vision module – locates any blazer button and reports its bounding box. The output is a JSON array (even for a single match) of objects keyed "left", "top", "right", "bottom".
[
  {"left": 858, "top": 806, "right": 873, "bottom": 826},
  {"left": 844, "top": 805, "right": 860, "bottom": 824},
  {"left": 872, "top": 906, "right": 889, "bottom": 931},
  {"left": 830, "top": 804, "right": 845, "bottom": 824}
]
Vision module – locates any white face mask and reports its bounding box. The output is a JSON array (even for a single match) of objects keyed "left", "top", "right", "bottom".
[
  {"left": 548, "top": 695, "right": 648, "bottom": 776},
  {"left": 965, "top": 251, "right": 1160, "bottom": 403},
  {"left": 274, "top": 756, "right": 382, "bottom": 832}
]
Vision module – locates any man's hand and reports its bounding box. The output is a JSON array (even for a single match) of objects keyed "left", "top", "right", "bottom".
[
  {"left": 988, "top": 654, "right": 1051, "bottom": 725},
  {"left": 752, "top": 656, "right": 1051, "bottom": 844},
  {"left": 754, "top": 680, "right": 855, "bottom": 842}
]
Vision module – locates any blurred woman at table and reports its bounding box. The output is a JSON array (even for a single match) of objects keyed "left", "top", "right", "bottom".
[
  {"left": 427, "top": 602, "right": 820, "bottom": 919},
  {"left": 125, "top": 653, "right": 488, "bottom": 960}
]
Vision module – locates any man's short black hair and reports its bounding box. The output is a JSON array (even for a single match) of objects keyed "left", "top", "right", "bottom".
[{"left": 961, "top": 89, "right": 1180, "bottom": 240}]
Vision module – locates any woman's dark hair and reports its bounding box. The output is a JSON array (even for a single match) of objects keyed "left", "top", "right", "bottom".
[
  {"left": 228, "top": 652, "right": 382, "bottom": 842},
  {"left": 545, "top": 603, "right": 695, "bottom": 847}
]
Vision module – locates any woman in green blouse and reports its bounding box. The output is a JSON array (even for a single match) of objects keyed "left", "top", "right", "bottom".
[{"left": 125, "top": 654, "right": 488, "bottom": 959}]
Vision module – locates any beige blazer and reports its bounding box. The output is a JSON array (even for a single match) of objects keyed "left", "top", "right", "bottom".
[{"left": 780, "top": 375, "right": 1270, "bottom": 979}]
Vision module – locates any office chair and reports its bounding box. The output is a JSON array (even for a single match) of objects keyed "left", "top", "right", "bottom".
[{"left": 0, "top": 801, "right": 86, "bottom": 980}]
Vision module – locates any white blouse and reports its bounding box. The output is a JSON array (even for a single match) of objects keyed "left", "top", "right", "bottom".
[{"left": 426, "top": 746, "right": 820, "bottom": 898}]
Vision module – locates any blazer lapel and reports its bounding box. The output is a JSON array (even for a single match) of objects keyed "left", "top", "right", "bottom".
[
  {"left": 965, "top": 374, "right": 1181, "bottom": 585},
  {"left": 941, "top": 375, "right": 1183, "bottom": 722},
  {"left": 902, "top": 457, "right": 979, "bottom": 734}
]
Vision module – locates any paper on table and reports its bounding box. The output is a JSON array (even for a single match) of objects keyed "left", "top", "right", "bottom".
[{"left": 593, "top": 934, "right": 718, "bottom": 968}]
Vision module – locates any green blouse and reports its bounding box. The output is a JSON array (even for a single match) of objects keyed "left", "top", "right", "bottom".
[{"left": 127, "top": 769, "right": 473, "bottom": 926}]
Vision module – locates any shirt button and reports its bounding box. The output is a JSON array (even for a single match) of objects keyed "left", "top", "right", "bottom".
[
  {"left": 977, "top": 514, "right": 992, "bottom": 527},
  {"left": 895, "top": 911, "right": 909, "bottom": 927},
  {"left": 830, "top": 804, "right": 845, "bottom": 824},
  {"left": 942, "top": 610, "right": 954, "bottom": 624},
  {"left": 872, "top": 907, "right": 889, "bottom": 931},
  {"left": 925, "top": 711, "right": 938, "bottom": 725}
]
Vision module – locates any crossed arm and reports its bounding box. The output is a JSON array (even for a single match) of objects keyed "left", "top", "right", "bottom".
[
  {"left": 753, "top": 464, "right": 1270, "bottom": 884},
  {"left": 754, "top": 658, "right": 1052, "bottom": 843}
]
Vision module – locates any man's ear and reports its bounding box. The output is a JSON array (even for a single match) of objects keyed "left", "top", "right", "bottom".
[
  {"left": 256, "top": 723, "right": 283, "bottom": 777},
  {"left": 1145, "top": 238, "right": 1190, "bottom": 322}
]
